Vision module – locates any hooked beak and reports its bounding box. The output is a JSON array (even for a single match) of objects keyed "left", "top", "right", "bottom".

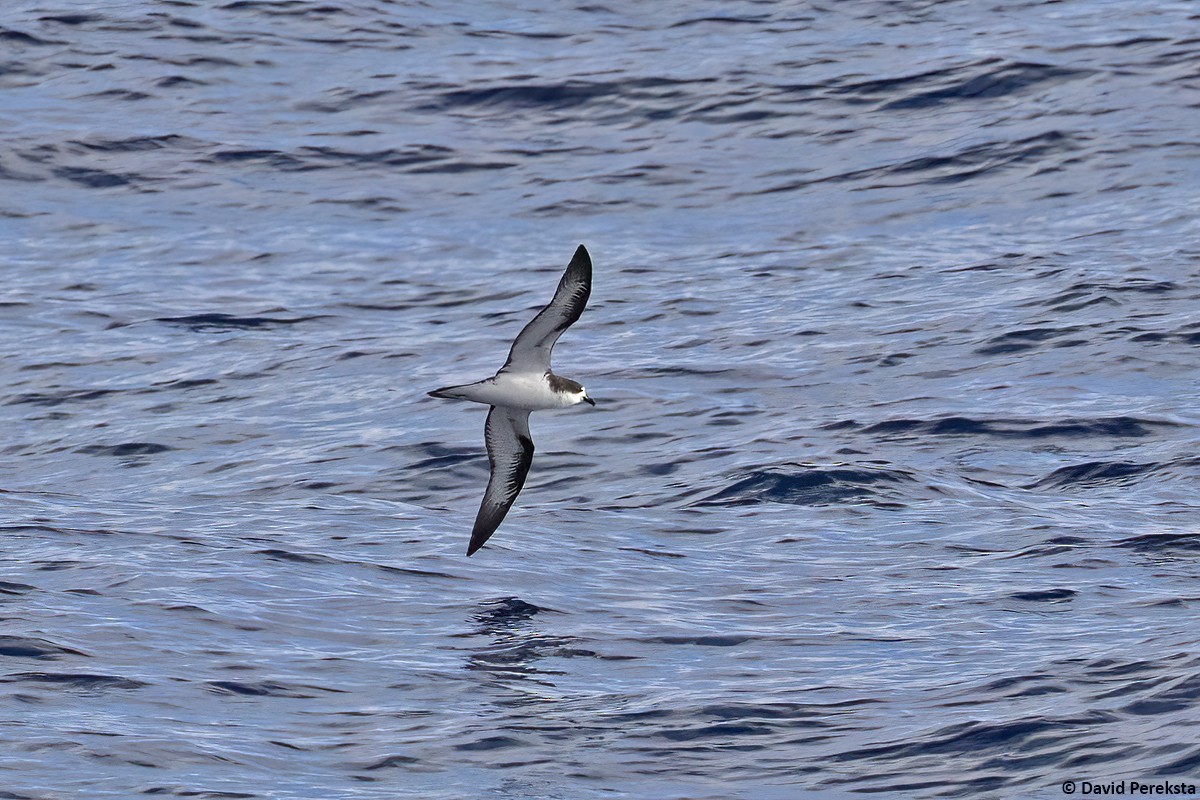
[{"left": 583, "top": 396, "right": 596, "bottom": 406}]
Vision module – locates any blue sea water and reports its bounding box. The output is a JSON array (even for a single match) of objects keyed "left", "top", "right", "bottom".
[{"left": 1, "top": 1, "right": 1199, "bottom": 798}]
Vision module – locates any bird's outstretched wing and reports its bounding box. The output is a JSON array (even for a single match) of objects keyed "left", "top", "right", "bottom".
[
  {"left": 468, "top": 406, "right": 534, "bottom": 555},
  {"left": 501, "top": 244, "right": 591, "bottom": 373}
]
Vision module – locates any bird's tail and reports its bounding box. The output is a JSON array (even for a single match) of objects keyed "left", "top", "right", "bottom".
[{"left": 428, "top": 384, "right": 471, "bottom": 401}]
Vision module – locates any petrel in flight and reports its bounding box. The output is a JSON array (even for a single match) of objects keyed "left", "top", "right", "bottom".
[{"left": 429, "top": 245, "right": 595, "bottom": 555}]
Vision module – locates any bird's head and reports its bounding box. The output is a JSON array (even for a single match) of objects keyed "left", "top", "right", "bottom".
[{"left": 548, "top": 373, "right": 595, "bottom": 407}]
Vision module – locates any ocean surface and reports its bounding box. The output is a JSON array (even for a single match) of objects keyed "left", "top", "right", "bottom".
[{"left": 2, "top": 2, "right": 1198, "bottom": 798}]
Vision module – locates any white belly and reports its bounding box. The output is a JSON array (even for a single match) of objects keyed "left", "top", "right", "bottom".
[{"left": 454, "top": 372, "right": 569, "bottom": 410}]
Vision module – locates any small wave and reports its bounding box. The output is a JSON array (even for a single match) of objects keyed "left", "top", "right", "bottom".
[
  {"left": 69, "top": 134, "right": 193, "bottom": 152},
  {"left": 0, "top": 27, "right": 64, "bottom": 46},
  {"left": 975, "top": 324, "right": 1086, "bottom": 355},
  {"left": 843, "top": 415, "right": 1175, "bottom": 439},
  {"left": 52, "top": 165, "right": 140, "bottom": 188},
  {"left": 154, "top": 312, "right": 323, "bottom": 331},
  {"left": 1024, "top": 458, "right": 1199, "bottom": 490},
  {"left": 207, "top": 680, "right": 338, "bottom": 698},
  {"left": 1009, "top": 588, "right": 1076, "bottom": 602},
  {"left": 830, "top": 710, "right": 1115, "bottom": 763},
  {"left": 750, "top": 130, "right": 1078, "bottom": 195},
  {"left": 695, "top": 462, "right": 916, "bottom": 507},
  {"left": 1115, "top": 532, "right": 1200, "bottom": 555},
  {"left": 473, "top": 597, "right": 551, "bottom": 627},
  {"left": 643, "top": 635, "right": 751, "bottom": 647},
  {"left": 8, "top": 388, "right": 118, "bottom": 406},
  {"left": 6, "top": 672, "right": 147, "bottom": 690},
  {"left": 883, "top": 61, "right": 1088, "bottom": 110},
  {"left": 0, "top": 635, "right": 88, "bottom": 660},
  {"left": 77, "top": 442, "right": 173, "bottom": 457}
]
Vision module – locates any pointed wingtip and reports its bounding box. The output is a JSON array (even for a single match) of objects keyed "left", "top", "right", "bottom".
[{"left": 466, "top": 528, "right": 491, "bottom": 556}]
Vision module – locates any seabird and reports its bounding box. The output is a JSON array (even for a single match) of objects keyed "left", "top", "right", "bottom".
[{"left": 428, "top": 245, "right": 595, "bottom": 555}]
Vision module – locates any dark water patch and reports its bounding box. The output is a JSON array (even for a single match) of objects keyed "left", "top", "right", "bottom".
[
  {"left": 155, "top": 312, "right": 323, "bottom": 331},
  {"left": 157, "top": 75, "right": 208, "bottom": 88},
  {"left": 1025, "top": 459, "right": 1175, "bottom": 490},
  {"left": 823, "top": 61, "right": 966, "bottom": 102},
  {"left": 883, "top": 61, "right": 1087, "bottom": 110},
  {"left": 361, "top": 754, "right": 420, "bottom": 770},
  {"left": 297, "top": 89, "right": 395, "bottom": 114},
  {"left": 1129, "top": 324, "right": 1200, "bottom": 346},
  {"left": 1115, "top": 533, "right": 1200, "bottom": 555},
  {"left": 473, "top": 597, "right": 551, "bottom": 628},
  {"left": 207, "top": 149, "right": 307, "bottom": 169},
  {"left": 637, "top": 366, "right": 734, "bottom": 378},
  {"left": 141, "top": 791, "right": 258, "bottom": 799},
  {"left": 976, "top": 673, "right": 1065, "bottom": 699},
  {"left": 1003, "top": 535, "right": 1091, "bottom": 559},
  {"left": 254, "top": 548, "right": 337, "bottom": 565},
  {"left": 39, "top": 13, "right": 102, "bottom": 25},
  {"left": 207, "top": 680, "right": 339, "bottom": 698},
  {"left": 1031, "top": 278, "right": 1178, "bottom": 312},
  {"left": 0, "top": 524, "right": 115, "bottom": 538},
  {"left": 299, "top": 143, "right": 452, "bottom": 169},
  {"left": 1009, "top": 588, "right": 1076, "bottom": 602},
  {"left": 315, "top": 197, "right": 406, "bottom": 212},
  {"left": 407, "top": 160, "right": 515, "bottom": 174},
  {"left": 0, "top": 581, "right": 35, "bottom": 595},
  {"left": 77, "top": 442, "right": 174, "bottom": 457},
  {"left": 424, "top": 81, "right": 622, "bottom": 111},
  {"left": 0, "top": 28, "right": 64, "bottom": 46},
  {"left": 152, "top": 378, "right": 219, "bottom": 390},
  {"left": 669, "top": 15, "right": 768, "bottom": 28},
  {"left": 406, "top": 442, "right": 481, "bottom": 471},
  {"left": 1122, "top": 674, "right": 1200, "bottom": 716},
  {"left": 6, "top": 672, "right": 147, "bottom": 690},
  {"left": 455, "top": 735, "right": 525, "bottom": 752},
  {"left": 222, "top": 0, "right": 312, "bottom": 11},
  {"left": 465, "top": 640, "right": 601, "bottom": 677},
  {"left": 530, "top": 198, "right": 642, "bottom": 216},
  {"left": 374, "top": 564, "right": 463, "bottom": 581},
  {"left": 644, "top": 635, "right": 751, "bottom": 647},
  {"left": 84, "top": 89, "right": 154, "bottom": 102},
  {"left": 703, "top": 700, "right": 866, "bottom": 720},
  {"left": 8, "top": 388, "right": 119, "bottom": 406},
  {"left": 696, "top": 463, "right": 916, "bottom": 507},
  {"left": 618, "top": 547, "right": 686, "bottom": 559},
  {"left": 1160, "top": 746, "right": 1200, "bottom": 775},
  {"left": 70, "top": 134, "right": 193, "bottom": 152},
  {"left": 52, "top": 166, "right": 137, "bottom": 188},
  {"left": 832, "top": 711, "right": 1115, "bottom": 763},
  {"left": 975, "top": 325, "right": 1082, "bottom": 355},
  {"left": 1083, "top": 655, "right": 1192, "bottom": 680},
  {"left": 0, "top": 635, "right": 87, "bottom": 660},
  {"left": 655, "top": 721, "right": 776, "bottom": 742},
  {"left": 420, "top": 76, "right": 708, "bottom": 118},
  {"left": 751, "top": 131, "right": 1077, "bottom": 195},
  {"left": 849, "top": 415, "right": 1173, "bottom": 439}
]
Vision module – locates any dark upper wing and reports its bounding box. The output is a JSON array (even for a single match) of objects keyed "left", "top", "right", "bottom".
[
  {"left": 467, "top": 407, "right": 534, "bottom": 556},
  {"left": 501, "top": 244, "right": 591, "bottom": 373}
]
